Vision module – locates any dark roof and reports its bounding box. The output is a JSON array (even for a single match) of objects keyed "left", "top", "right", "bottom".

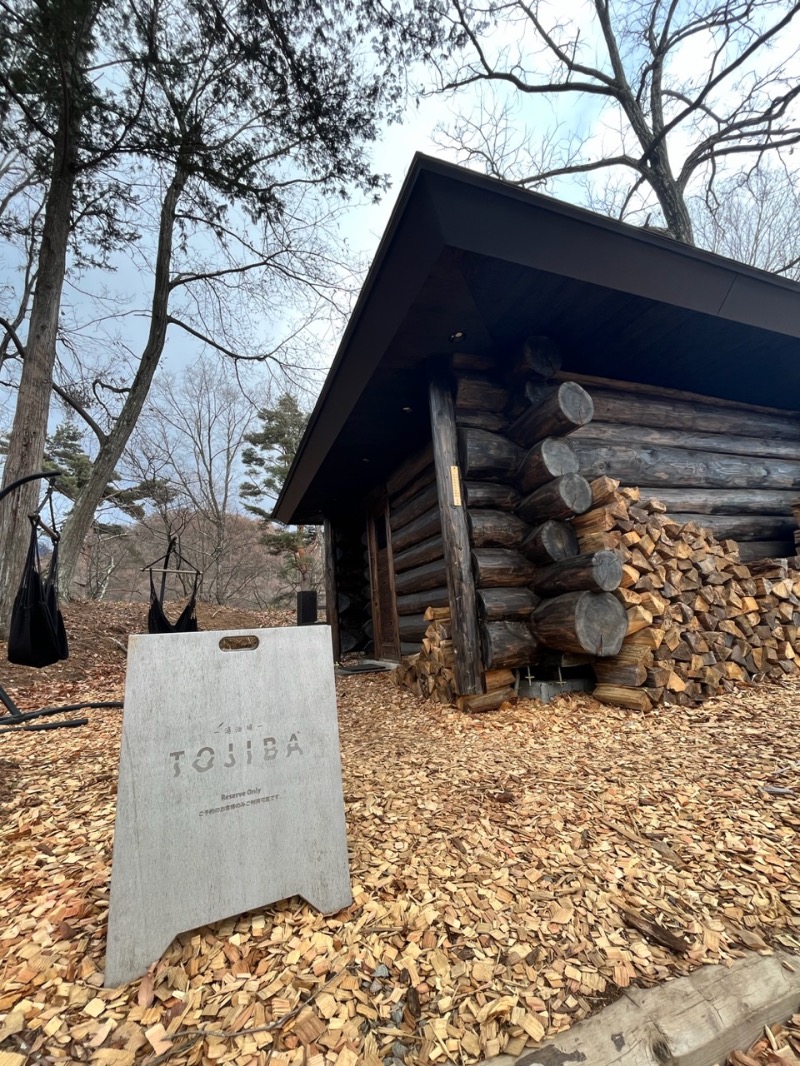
[{"left": 275, "top": 154, "right": 800, "bottom": 525}]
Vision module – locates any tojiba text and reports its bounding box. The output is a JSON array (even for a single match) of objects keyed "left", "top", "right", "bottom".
[{"left": 169, "top": 732, "right": 304, "bottom": 776}]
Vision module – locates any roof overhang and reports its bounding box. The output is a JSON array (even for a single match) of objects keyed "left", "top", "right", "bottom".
[{"left": 275, "top": 154, "right": 800, "bottom": 525}]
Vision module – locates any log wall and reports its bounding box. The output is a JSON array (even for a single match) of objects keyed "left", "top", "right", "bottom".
[
  {"left": 386, "top": 444, "right": 446, "bottom": 654},
  {"left": 454, "top": 362, "right": 630, "bottom": 679},
  {"left": 567, "top": 380, "right": 800, "bottom": 561},
  {"left": 392, "top": 334, "right": 800, "bottom": 708}
]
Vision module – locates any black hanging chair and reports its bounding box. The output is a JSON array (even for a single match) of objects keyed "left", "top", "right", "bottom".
[
  {"left": 142, "top": 537, "right": 202, "bottom": 634},
  {"left": 7, "top": 483, "right": 69, "bottom": 668},
  {"left": 0, "top": 471, "right": 123, "bottom": 736}
]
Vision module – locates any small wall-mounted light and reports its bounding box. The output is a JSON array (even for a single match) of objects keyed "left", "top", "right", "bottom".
[
  {"left": 402, "top": 406, "right": 412, "bottom": 413},
  {"left": 362, "top": 457, "right": 370, "bottom": 463},
  {"left": 449, "top": 330, "right": 466, "bottom": 343}
]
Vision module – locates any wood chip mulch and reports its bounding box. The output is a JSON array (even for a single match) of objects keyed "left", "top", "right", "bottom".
[
  {"left": 1, "top": 651, "right": 799, "bottom": 1066},
  {"left": 729, "top": 1012, "right": 800, "bottom": 1064}
]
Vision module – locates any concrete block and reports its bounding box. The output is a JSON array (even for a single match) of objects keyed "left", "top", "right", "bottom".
[
  {"left": 517, "top": 678, "right": 593, "bottom": 703},
  {"left": 105, "top": 626, "right": 351, "bottom": 986}
]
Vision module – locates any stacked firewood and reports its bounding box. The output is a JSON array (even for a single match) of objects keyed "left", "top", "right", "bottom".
[
  {"left": 393, "top": 607, "right": 518, "bottom": 710},
  {"left": 574, "top": 482, "right": 800, "bottom": 710},
  {"left": 392, "top": 608, "right": 458, "bottom": 705}
]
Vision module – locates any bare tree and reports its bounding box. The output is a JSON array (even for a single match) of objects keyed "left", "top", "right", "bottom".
[
  {"left": 0, "top": 154, "right": 43, "bottom": 384},
  {"left": 81, "top": 526, "right": 129, "bottom": 600},
  {"left": 0, "top": 0, "right": 438, "bottom": 625},
  {"left": 691, "top": 163, "right": 800, "bottom": 275},
  {"left": 124, "top": 355, "right": 260, "bottom": 605},
  {"left": 0, "top": 0, "right": 149, "bottom": 630},
  {"left": 91, "top": 512, "right": 285, "bottom": 609},
  {"left": 430, "top": 0, "right": 800, "bottom": 243}
]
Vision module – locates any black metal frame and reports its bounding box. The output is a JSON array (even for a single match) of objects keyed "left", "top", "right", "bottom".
[{"left": 141, "top": 535, "right": 202, "bottom": 607}]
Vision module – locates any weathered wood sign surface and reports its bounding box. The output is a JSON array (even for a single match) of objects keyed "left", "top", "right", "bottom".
[{"left": 105, "top": 626, "right": 351, "bottom": 987}]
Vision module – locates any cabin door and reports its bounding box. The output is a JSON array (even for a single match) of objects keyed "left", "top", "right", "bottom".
[{"left": 367, "top": 498, "right": 400, "bottom": 660}]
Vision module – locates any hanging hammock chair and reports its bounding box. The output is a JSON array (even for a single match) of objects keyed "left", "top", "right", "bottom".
[
  {"left": 142, "top": 537, "right": 202, "bottom": 635},
  {"left": 7, "top": 483, "right": 69, "bottom": 668}
]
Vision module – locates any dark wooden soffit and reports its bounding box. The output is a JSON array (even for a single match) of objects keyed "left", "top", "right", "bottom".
[{"left": 275, "top": 155, "right": 800, "bottom": 525}]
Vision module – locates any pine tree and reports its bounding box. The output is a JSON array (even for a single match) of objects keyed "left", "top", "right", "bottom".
[{"left": 240, "top": 394, "right": 316, "bottom": 597}]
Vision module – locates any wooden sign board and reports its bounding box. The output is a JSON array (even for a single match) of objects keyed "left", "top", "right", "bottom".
[{"left": 104, "top": 626, "right": 351, "bottom": 986}]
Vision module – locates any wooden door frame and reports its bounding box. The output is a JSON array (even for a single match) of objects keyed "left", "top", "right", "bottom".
[
  {"left": 366, "top": 493, "right": 400, "bottom": 661},
  {"left": 322, "top": 517, "right": 341, "bottom": 660}
]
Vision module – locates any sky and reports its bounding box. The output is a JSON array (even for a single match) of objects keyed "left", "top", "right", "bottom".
[{"left": 3, "top": 0, "right": 800, "bottom": 435}]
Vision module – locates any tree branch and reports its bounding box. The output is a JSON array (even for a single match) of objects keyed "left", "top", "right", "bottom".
[
  {"left": 166, "top": 315, "right": 285, "bottom": 364},
  {"left": 514, "top": 153, "right": 643, "bottom": 186},
  {"left": 169, "top": 254, "right": 284, "bottom": 291},
  {"left": 515, "top": 0, "right": 617, "bottom": 87},
  {"left": 0, "top": 316, "right": 26, "bottom": 358},
  {"left": 52, "top": 383, "right": 108, "bottom": 444},
  {"left": 0, "top": 315, "right": 108, "bottom": 442},
  {"left": 642, "top": 1, "right": 800, "bottom": 167}
]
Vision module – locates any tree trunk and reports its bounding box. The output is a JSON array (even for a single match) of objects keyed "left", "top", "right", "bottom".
[
  {"left": 0, "top": 104, "right": 79, "bottom": 634},
  {"left": 586, "top": 389, "right": 800, "bottom": 440},
  {"left": 463, "top": 481, "right": 521, "bottom": 510},
  {"left": 458, "top": 427, "right": 523, "bottom": 481},
  {"left": 394, "top": 558, "right": 448, "bottom": 596},
  {"left": 508, "top": 381, "right": 594, "bottom": 448},
  {"left": 471, "top": 548, "right": 536, "bottom": 587},
  {"left": 507, "top": 335, "right": 562, "bottom": 384},
  {"left": 650, "top": 148, "right": 694, "bottom": 244},
  {"left": 516, "top": 436, "right": 578, "bottom": 493},
  {"left": 571, "top": 420, "right": 800, "bottom": 461},
  {"left": 393, "top": 533, "right": 443, "bottom": 572},
  {"left": 572, "top": 439, "right": 800, "bottom": 490},
  {"left": 396, "top": 586, "right": 450, "bottom": 615},
  {"left": 477, "top": 587, "right": 539, "bottom": 621},
  {"left": 517, "top": 473, "right": 593, "bottom": 524},
  {"left": 391, "top": 504, "right": 442, "bottom": 553},
  {"left": 58, "top": 164, "right": 189, "bottom": 594},
  {"left": 468, "top": 509, "right": 529, "bottom": 549}
]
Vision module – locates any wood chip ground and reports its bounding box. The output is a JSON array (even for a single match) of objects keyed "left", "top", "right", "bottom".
[
  {"left": 1, "top": 604, "right": 799, "bottom": 1065},
  {"left": 727, "top": 1009, "right": 800, "bottom": 1064}
]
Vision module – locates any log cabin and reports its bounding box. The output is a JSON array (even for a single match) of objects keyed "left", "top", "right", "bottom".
[{"left": 274, "top": 155, "right": 800, "bottom": 709}]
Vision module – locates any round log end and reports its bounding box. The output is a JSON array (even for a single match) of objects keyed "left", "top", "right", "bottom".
[
  {"left": 576, "top": 592, "right": 627, "bottom": 656},
  {"left": 521, "top": 520, "right": 579, "bottom": 564},
  {"left": 557, "top": 381, "right": 595, "bottom": 427},
  {"left": 520, "top": 335, "right": 562, "bottom": 378},
  {"left": 532, "top": 590, "right": 628, "bottom": 657},
  {"left": 591, "top": 550, "right": 624, "bottom": 591},
  {"left": 541, "top": 436, "right": 580, "bottom": 475},
  {"left": 561, "top": 472, "right": 593, "bottom": 515}
]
